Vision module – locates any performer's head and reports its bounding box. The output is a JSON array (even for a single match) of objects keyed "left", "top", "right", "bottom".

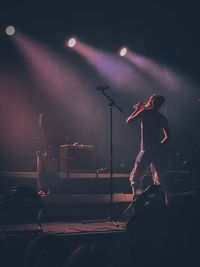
[{"left": 146, "top": 94, "right": 165, "bottom": 110}]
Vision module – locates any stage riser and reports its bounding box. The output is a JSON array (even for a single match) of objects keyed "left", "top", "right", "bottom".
[
  {"left": 60, "top": 178, "right": 131, "bottom": 194},
  {"left": 0, "top": 172, "right": 198, "bottom": 195},
  {"left": 1, "top": 193, "right": 195, "bottom": 223}
]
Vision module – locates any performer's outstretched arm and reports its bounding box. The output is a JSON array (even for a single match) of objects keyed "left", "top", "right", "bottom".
[{"left": 126, "top": 103, "right": 145, "bottom": 124}]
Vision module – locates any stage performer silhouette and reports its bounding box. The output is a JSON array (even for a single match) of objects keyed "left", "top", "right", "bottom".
[{"left": 126, "top": 94, "right": 171, "bottom": 197}]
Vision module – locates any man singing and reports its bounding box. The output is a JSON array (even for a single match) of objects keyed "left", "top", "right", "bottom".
[{"left": 126, "top": 94, "right": 171, "bottom": 197}]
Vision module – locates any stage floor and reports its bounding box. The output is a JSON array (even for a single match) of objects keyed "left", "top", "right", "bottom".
[{"left": 0, "top": 220, "right": 126, "bottom": 236}]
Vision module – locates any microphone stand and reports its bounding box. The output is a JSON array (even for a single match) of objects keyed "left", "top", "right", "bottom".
[{"left": 97, "top": 87, "right": 123, "bottom": 221}]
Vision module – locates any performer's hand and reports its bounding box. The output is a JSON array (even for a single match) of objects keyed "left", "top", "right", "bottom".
[{"left": 133, "top": 102, "right": 144, "bottom": 110}]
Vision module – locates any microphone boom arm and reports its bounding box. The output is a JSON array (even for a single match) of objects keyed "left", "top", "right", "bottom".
[{"left": 101, "top": 90, "right": 123, "bottom": 113}]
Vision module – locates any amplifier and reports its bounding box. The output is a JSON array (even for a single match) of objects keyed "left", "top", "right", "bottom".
[{"left": 59, "top": 144, "right": 95, "bottom": 174}]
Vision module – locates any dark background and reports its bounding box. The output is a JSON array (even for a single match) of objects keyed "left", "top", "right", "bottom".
[{"left": 0, "top": 2, "right": 199, "bottom": 173}]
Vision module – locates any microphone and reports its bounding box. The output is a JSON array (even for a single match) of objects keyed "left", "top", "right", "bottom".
[{"left": 96, "top": 86, "right": 110, "bottom": 91}]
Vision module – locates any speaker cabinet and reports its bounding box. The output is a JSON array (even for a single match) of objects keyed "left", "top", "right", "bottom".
[{"left": 59, "top": 144, "right": 95, "bottom": 174}]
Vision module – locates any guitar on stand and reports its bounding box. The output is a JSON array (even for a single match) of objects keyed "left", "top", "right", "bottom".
[{"left": 36, "top": 113, "right": 53, "bottom": 195}]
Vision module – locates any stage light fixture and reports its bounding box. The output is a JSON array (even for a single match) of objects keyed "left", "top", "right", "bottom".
[
  {"left": 66, "top": 37, "right": 77, "bottom": 48},
  {"left": 119, "top": 47, "right": 128, "bottom": 57},
  {"left": 5, "top": 25, "right": 16, "bottom": 36}
]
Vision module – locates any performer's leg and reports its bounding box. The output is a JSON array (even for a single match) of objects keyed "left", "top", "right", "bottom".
[
  {"left": 151, "top": 161, "right": 168, "bottom": 205},
  {"left": 151, "top": 164, "right": 161, "bottom": 185},
  {"left": 129, "top": 151, "right": 150, "bottom": 196},
  {"left": 130, "top": 166, "right": 143, "bottom": 196}
]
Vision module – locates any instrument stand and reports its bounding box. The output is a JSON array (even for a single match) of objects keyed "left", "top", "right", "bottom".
[
  {"left": 97, "top": 87, "right": 123, "bottom": 221},
  {"left": 119, "top": 195, "right": 138, "bottom": 221}
]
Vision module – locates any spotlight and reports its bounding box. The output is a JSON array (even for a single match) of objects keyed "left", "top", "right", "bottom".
[
  {"left": 119, "top": 47, "right": 128, "bottom": 57},
  {"left": 66, "top": 37, "right": 77, "bottom": 48},
  {"left": 5, "top": 25, "right": 16, "bottom": 36}
]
